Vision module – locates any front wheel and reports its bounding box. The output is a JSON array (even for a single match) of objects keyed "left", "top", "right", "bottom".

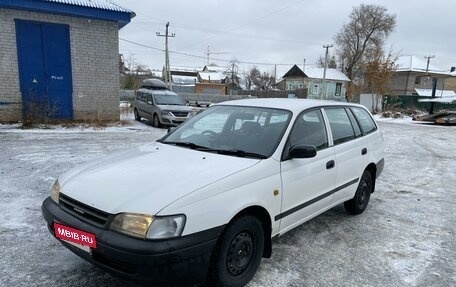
[
  {"left": 344, "top": 170, "right": 373, "bottom": 215},
  {"left": 133, "top": 108, "right": 140, "bottom": 121},
  {"left": 208, "top": 216, "right": 264, "bottom": 287},
  {"left": 152, "top": 114, "right": 162, "bottom": 128}
]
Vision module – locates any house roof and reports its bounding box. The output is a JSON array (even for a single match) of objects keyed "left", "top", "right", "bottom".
[
  {"left": 304, "top": 67, "right": 350, "bottom": 82},
  {"left": 172, "top": 75, "right": 197, "bottom": 85},
  {"left": 203, "top": 65, "right": 227, "bottom": 73},
  {"left": 0, "top": 0, "right": 135, "bottom": 28},
  {"left": 396, "top": 55, "right": 449, "bottom": 75},
  {"left": 282, "top": 65, "right": 350, "bottom": 81},
  {"left": 415, "top": 88, "right": 456, "bottom": 98},
  {"left": 198, "top": 71, "right": 227, "bottom": 81}
]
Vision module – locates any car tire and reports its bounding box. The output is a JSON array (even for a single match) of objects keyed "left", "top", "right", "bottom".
[
  {"left": 134, "top": 108, "right": 140, "bottom": 121},
  {"left": 344, "top": 170, "right": 373, "bottom": 215},
  {"left": 208, "top": 215, "right": 264, "bottom": 287},
  {"left": 152, "top": 114, "right": 162, "bottom": 128}
]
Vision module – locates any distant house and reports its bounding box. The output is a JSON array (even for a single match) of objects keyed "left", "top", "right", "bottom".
[
  {"left": 444, "top": 67, "right": 456, "bottom": 93},
  {"left": 193, "top": 66, "right": 228, "bottom": 95},
  {"left": 0, "top": 0, "right": 134, "bottom": 122},
  {"left": 389, "top": 56, "right": 451, "bottom": 96},
  {"left": 277, "top": 65, "right": 350, "bottom": 99}
]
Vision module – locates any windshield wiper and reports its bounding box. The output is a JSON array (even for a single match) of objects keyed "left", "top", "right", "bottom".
[
  {"left": 216, "top": 149, "right": 268, "bottom": 159},
  {"left": 161, "top": 142, "right": 267, "bottom": 159},
  {"left": 161, "top": 141, "right": 214, "bottom": 151}
]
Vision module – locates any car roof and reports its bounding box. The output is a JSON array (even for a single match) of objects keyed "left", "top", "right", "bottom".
[{"left": 216, "top": 98, "right": 365, "bottom": 113}]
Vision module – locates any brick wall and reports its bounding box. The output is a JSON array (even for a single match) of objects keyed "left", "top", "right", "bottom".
[
  {"left": 389, "top": 71, "right": 448, "bottom": 96},
  {"left": 0, "top": 8, "right": 120, "bottom": 121}
]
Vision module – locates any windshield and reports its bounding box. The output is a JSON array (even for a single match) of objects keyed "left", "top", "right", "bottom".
[
  {"left": 160, "top": 105, "right": 292, "bottom": 158},
  {"left": 153, "top": 94, "right": 185, "bottom": 105}
]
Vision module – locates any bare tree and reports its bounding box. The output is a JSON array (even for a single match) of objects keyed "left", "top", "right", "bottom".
[
  {"left": 242, "top": 67, "right": 275, "bottom": 91},
  {"left": 335, "top": 4, "right": 396, "bottom": 98},
  {"left": 362, "top": 50, "right": 397, "bottom": 112},
  {"left": 226, "top": 58, "right": 241, "bottom": 87},
  {"left": 317, "top": 55, "right": 337, "bottom": 69}
]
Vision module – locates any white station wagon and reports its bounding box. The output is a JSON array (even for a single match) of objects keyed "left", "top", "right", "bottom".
[{"left": 42, "top": 98, "right": 384, "bottom": 286}]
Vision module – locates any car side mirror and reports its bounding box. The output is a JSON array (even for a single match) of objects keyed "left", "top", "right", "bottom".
[{"left": 288, "top": 144, "right": 317, "bottom": 159}]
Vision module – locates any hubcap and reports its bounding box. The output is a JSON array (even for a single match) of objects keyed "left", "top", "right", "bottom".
[
  {"left": 357, "top": 180, "right": 369, "bottom": 206},
  {"left": 226, "top": 231, "right": 254, "bottom": 276}
]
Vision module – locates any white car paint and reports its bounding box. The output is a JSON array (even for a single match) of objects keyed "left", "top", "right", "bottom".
[{"left": 57, "top": 98, "right": 384, "bottom": 238}]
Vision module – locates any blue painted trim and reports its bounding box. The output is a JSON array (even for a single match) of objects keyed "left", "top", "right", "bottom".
[{"left": 0, "top": 0, "right": 134, "bottom": 28}]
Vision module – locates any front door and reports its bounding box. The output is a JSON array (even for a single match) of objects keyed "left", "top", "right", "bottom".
[
  {"left": 278, "top": 109, "right": 336, "bottom": 234},
  {"left": 16, "top": 20, "right": 73, "bottom": 119}
]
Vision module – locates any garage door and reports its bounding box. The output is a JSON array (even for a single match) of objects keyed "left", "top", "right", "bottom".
[{"left": 16, "top": 20, "right": 73, "bottom": 119}]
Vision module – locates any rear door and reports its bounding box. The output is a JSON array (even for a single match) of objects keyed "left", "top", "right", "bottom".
[
  {"left": 323, "top": 107, "right": 364, "bottom": 203},
  {"left": 278, "top": 109, "right": 336, "bottom": 234}
]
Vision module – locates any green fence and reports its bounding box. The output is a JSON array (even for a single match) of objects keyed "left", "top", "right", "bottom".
[{"left": 384, "top": 95, "right": 456, "bottom": 111}]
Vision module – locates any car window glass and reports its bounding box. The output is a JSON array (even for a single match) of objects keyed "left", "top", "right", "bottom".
[
  {"left": 346, "top": 108, "right": 362, "bottom": 137},
  {"left": 163, "top": 106, "right": 291, "bottom": 158},
  {"left": 140, "top": 94, "right": 147, "bottom": 102},
  {"left": 289, "top": 110, "right": 328, "bottom": 150},
  {"left": 351, "top": 107, "right": 377, "bottom": 134},
  {"left": 325, "top": 108, "right": 355, "bottom": 145},
  {"left": 147, "top": 95, "right": 153, "bottom": 105},
  {"left": 135, "top": 92, "right": 141, "bottom": 100},
  {"left": 153, "top": 94, "right": 185, "bottom": 105}
]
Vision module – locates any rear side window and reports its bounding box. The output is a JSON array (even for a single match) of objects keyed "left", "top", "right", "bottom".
[
  {"left": 351, "top": 107, "right": 377, "bottom": 134},
  {"left": 325, "top": 108, "right": 355, "bottom": 145}
]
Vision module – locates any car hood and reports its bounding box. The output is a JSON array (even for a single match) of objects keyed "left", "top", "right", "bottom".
[
  {"left": 59, "top": 142, "right": 260, "bottom": 215},
  {"left": 157, "top": 104, "right": 192, "bottom": 112}
]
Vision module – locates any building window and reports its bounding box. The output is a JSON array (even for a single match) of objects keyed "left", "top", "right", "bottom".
[
  {"left": 313, "top": 84, "right": 319, "bottom": 95},
  {"left": 288, "top": 83, "right": 293, "bottom": 90},
  {"left": 335, "top": 83, "right": 342, "bottom": 96},
  {"left": 298, "top": 83, "right": 304, "bottom": 89},
  {"left": 415, "top": 76, "right": 421, "bottom": 84}
]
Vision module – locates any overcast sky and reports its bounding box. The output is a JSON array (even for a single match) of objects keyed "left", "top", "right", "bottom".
[{"left": 114, "top": 0, "right": 456, "bottom": 77}]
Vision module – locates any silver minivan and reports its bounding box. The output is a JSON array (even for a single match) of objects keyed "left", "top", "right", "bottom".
[{"left": 133, "top": 79, "right": 194, "bottom": 128}]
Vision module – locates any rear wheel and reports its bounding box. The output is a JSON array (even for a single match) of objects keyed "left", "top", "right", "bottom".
[
  {"left": 152, "top": 114, "right": 162, "bottom": 128},
  {"left": 209, "top": 216, "right": 264, "bottom": 287},
  {"left": 134, "top": 108, "right": 140, "bottom": 121},
  {"left": 344, "top": 170, "right": 373, "bottom": 215}
]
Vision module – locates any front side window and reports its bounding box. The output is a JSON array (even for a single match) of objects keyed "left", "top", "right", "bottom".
[
  {"left": 325, "top": 108, "right": 355, "bottom": 145},
  {"left": 288, "top": 109, "right": 328, "bottom": 151},
  {"left": 350, "top": 107, "right": 377, "bottom": 134},
  {"left": 161, "top": 105, "right": 292, "bottom": 158}
]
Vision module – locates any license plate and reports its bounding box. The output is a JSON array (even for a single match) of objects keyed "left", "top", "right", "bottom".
[{"left": 54, "top": 222, "right": 96, "bottom": 253}]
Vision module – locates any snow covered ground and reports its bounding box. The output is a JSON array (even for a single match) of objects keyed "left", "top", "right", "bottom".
[{"left": 0, "top": 118, "right": 455, "bottom": 287}]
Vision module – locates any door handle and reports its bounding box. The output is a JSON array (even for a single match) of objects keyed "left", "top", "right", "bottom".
[
  {"left": 326, "top": 160, "right": 335, "bottom": 169},
  {"left": 362, "top": 148, "right": 367, "bottom": 155}
]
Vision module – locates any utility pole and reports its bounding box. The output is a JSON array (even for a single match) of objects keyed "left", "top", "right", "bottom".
[
  {"left": 302, "top": 58, "right": 306, "bottom": 92},
  {"left": 424, "top": 55, "right": 435, "bottom": 75},
  {"left": 321, "top": 44, "right": 333, "bottom": 100},
  {"left": 206, "top": 46, "right": 228, "bottom": 66},
  {"left": 156, "top": 22, "right": 175, "bottom": 90}
]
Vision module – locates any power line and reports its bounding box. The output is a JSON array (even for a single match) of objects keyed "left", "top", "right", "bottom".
[{"left": 119, "top": 37, "right": 322, "bottom": 67}]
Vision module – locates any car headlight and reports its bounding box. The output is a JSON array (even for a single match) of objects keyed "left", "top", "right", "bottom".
[
  {"left": 110, "top": 213, "right": 186, "bottom": 239},
  {"left": 161, "top": 110, "right": 172, "bottom": 116},
  {"left": 50, "top": 180, "right": 60, "bottom": 204},
  {"left": 146, "top": 215, "right": 186, "bottom": 239},
  {"left": 110, "top": 213, "right": 153, "bottom": 239}
]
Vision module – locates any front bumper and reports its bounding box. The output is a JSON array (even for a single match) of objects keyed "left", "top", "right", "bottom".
[
  {"left": 42, "top": 197, "right": 223, "bottom": 285},
  {"left": 160, "top": 115, "right": 189, "bottom": 126}
]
